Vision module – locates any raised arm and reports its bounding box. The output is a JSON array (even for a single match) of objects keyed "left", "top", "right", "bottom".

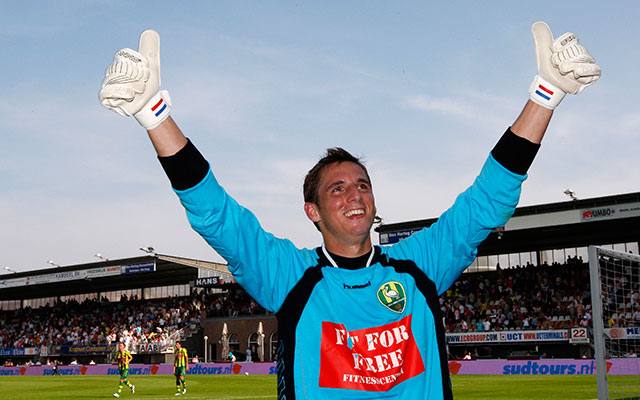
[
  {"left": 98, "top": 30, "right": 314, "bottom": 313},
  {"left": 388, "top": 22, "right": 601, "bottom": 293}
]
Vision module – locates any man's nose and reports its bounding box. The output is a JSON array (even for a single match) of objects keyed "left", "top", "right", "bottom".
[{"left": 346, "top": 184, "right": 362, "bottom": 201}]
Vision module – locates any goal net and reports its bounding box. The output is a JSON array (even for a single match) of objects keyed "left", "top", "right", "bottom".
[{"left": 589, "top": 246, "right": 640, "bottom": 400}]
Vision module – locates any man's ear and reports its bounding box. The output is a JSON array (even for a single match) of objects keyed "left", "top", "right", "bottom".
[{"left": 304, "top": 202, "right": 321, "bottom": 223}]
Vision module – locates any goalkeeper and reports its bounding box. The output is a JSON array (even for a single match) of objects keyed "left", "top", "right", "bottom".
[{"left": 99, "top": 22, "right": 600, "bottom": 399}]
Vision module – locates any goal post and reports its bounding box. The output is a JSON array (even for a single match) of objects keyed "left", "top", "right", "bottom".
[{"left": 589, "top": 245, "right": 640, "bottom": 400}]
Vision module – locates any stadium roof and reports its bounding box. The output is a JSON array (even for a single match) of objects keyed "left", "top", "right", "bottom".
[
  {"left": 375, "top": 191, "right": 640, "bottom": 256},
  {"left": 3, "top": 192, "right": 638, "bottom": 301},
  {"left": 0, "top": 254, "right": 231, "bottom": 301}
]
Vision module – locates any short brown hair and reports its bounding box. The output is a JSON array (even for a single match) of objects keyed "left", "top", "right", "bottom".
[{"left": 303, "top": 148, "right": 371, "bottom": 205}]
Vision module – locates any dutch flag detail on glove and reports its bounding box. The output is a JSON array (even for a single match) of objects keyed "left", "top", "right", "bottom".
[
  {"left": 151, "top": 97, "right": 168, "bottom": 117},
  {"left": 529, "top": 75, "right": 564, "bottom": 109},
  {"left": 135, "top": 90, "right": 172, "bottom": 130},
  {"left": 533, "top": 83, "right": 554, "bottom": 101}
]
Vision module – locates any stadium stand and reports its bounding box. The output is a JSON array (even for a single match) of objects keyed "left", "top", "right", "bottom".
[
  {"left": 0, "top": 257, "right": 625, "bottom": 364},
  {"left": 0, "top": 191, "right": 638, "bottom": 365},
  {"left": 440, "top": 259, "right": 593, "bottom": 333},
  {"left": 0, "top": 294, "right": 201, "bottom": 350},
  {"left": 377, "top": 191, "right": 640, "bottom": 360}
]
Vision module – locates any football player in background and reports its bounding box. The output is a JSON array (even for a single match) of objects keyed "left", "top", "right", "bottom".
[{"left": 113, "top": 341, "right": 135, "bottom": 398}]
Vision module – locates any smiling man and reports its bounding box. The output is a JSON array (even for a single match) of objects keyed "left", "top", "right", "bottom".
[
  {"left": 303, "top": 148, "right": 376, "bottom": 257},
  {"left": 99, "top": 22, "right": 600, "bottom": 399}
]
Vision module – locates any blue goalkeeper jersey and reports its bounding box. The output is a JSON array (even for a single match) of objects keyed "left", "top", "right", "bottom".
[{"left": 172, "top": 147, "right": 526, "bottom": 399}]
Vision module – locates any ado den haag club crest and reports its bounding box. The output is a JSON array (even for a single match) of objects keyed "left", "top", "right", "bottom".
[{"left": 377, "top": 281, "right": 406, "bottom": 313}]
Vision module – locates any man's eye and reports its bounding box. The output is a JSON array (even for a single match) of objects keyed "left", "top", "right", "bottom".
[{"left": 358, "top": 184, "right": 370, "bottom": 190}]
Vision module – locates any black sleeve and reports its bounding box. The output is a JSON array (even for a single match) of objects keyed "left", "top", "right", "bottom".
[
  {"left": 157, "top": 139, "right": 209, "bottom": 190},
  {"left": 490, "top": 127, "right": 541, "bottom": 175}
]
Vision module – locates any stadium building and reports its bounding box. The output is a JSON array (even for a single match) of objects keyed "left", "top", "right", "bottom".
[
  {"left": 1, "top": 192, "right": 639, "bottom": 366},
  {"left": 0, "top": 251, "right": 277, "bottom": 365},
  {"left": 377, "top": 191, "right": 640, "bottom": 359}
]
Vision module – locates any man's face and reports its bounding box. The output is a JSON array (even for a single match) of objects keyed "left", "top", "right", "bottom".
[
  {"left": 119, "top": 343, "right": 124, "bottom": 350},
  {"left": 305, "top": 161, "right": 376, "bottom": 249}
]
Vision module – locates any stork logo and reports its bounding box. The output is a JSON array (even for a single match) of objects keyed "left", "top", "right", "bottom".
[{"left": 377, "top": 281, "right": 406, "bottom": 313}]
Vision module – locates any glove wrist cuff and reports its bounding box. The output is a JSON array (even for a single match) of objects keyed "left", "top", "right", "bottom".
[
  {"left": 529, "top": 75, "right": 566, "bottom": 109},
  {"left": 134, "top": 90, "right": 172, "bottom": 130}
]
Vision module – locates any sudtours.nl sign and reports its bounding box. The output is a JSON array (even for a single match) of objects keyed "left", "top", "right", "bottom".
[
  {"left": 0, "top": 363, "right": 276, "bottom": 376},
  {"left": 2, "top": 360, "right": 639, "bottom": 376}
]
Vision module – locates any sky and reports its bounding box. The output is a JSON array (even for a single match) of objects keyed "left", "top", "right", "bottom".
[{"left": 1, "top": 1, "right": 638, "bottom": 273}]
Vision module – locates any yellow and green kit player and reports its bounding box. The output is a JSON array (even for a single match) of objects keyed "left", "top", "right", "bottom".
[
  {"left": 113, "top": 342, "right": 135, "bottom": 398},
  {"left": 174, "top": 341, "right": 189, "bottom": 395}
]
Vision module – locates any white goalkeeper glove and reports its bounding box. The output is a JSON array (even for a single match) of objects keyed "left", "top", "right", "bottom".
[
  {"left": 99, "top": 29, "right": 171, "bottom": 130},
  {"left": 529, "top": 21, "right": 601, "bottom": 109}
]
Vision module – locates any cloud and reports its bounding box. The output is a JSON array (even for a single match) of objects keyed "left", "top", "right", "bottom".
[
  {"left": 404, "top": 93, "right": 509, "bottom": 130},
  {"left": 170, "top": 70, "right": 263, "bottom": 130}
]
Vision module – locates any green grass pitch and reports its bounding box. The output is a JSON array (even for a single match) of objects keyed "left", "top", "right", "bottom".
[{"left": 0, "top": 374, "right": 608, "bottom": 399}]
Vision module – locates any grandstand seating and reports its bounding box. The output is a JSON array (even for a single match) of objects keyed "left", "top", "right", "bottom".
[
  {"left": 0, "top": 294, "right": 202, "bottom": 351},
  {"left": 2, "top": 259, "right": 638, "bottom": 357}
]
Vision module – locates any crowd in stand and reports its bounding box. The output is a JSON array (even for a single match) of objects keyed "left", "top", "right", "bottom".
[
  {"left": 0, "top": 294, "right": 202, "bottom": 350},
  {"left": 2, "top": 257, "right": 639, "bottom": 352},
  {"left": 441, "top": 257, "right": 591, "bottom": 332},
  {"left": 440, "top": 256, "right": 640, "bottom": 333},
  {"left": 202, "top": 287, "right": 266, "bottom": 318},
  {"left": 598, "top": 253, "right": 640, "bottom": 329},
  {"left": 197, "top": 257, "right": 633, "bottom": 332}
]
